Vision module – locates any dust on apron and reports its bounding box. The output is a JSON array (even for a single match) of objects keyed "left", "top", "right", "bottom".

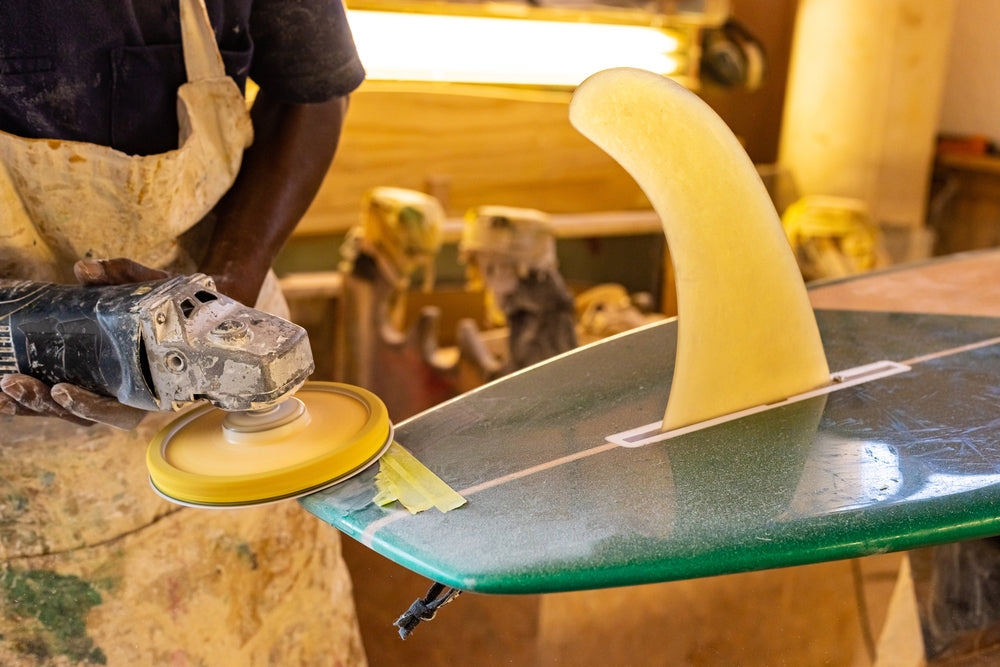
[
  {"left": 0, "top": 0, "right": 253, "bottom": 283},
  {"left": 0, "top": 7, "right": 364, "bottom": 662}
]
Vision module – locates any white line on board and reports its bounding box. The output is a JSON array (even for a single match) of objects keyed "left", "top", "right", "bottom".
[
  {"left": 360, "top": 442, "right": 619, "bottom": 546},
  {"left": 902, "top": 335, "right": 1000, "bottom": 366}
]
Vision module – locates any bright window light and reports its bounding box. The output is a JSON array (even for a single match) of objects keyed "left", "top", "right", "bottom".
[{"left": 347, "top": 10, "right": 683, "bottom": 86}]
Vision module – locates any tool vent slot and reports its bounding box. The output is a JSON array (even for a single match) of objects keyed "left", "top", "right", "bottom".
[
  {"left": 180, "top": 291, "right": 219, "bottom": 319},
  {"left": 194, "top": 291, "right": 218, "bottom": 304},
  {"left": 137, "top": 336, "right": 158, "bottom": 401}
]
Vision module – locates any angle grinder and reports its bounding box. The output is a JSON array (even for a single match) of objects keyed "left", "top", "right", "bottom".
[{"left": 0, "top": 274, "right": 392, "bottom": 507}]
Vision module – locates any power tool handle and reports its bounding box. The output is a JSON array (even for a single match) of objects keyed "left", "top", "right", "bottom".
[{"left": 0, "top": 280, "right": 152, "bottom": 399}]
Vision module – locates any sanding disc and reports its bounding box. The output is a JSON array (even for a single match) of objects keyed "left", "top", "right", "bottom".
[{"left": 147, "top": 382, "right": 393, "bottom": 508}]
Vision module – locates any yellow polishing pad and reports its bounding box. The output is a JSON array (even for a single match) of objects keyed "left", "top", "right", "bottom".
[{"left": 147, "top": 382, "right": 393, "bottom": 507}]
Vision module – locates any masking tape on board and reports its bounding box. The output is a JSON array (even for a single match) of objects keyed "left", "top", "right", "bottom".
[{"left": 373, "top": 442, "right": 467, "bottom": 514}]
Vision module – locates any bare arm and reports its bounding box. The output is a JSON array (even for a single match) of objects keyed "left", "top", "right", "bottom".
[
  {"left": 0, "top": 92, "right": 351, "bottom": 429},
  {"left": 199, "top": 89, "right": 349, "bottom": 305}
]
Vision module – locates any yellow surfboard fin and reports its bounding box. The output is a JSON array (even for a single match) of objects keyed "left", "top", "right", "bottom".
[{"left": 569, "top": 68, "right": 830, "bottom": 430}]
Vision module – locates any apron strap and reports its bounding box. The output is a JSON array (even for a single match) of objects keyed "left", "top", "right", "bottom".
[{"left": 180, "top": 0, "right": 228, "bottom": 83}]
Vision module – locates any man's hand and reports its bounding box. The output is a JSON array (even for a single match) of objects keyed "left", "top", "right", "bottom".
[
  {"left": 0, "top": 258, "right": 168, "bottom": 430},
  {"left": 0, "top": 375, "right": 147, "bottom": 429},
  {"left": 73, "top": 257, "right": 169, "bottom": 286}
]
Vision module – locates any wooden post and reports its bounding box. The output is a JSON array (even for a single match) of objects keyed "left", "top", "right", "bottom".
[{"left": 778, "top": 0, "right": 955, "bottom": 259}]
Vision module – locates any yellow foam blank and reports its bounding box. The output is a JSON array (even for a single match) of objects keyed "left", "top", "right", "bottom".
[
  {"left": 374, "top": 443, "right": 467, "bottom": 514},
  {"left": 569, "top": 68, "right": 830, "bottom": 430}
]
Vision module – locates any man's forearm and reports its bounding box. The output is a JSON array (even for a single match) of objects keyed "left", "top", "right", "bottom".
[{"left": 200, "top": 90, "right": 349, "bottom": 305}]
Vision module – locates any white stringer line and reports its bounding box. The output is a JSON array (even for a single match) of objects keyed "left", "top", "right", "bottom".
[
  {"left": 361, "top": 442, "right": 619, "bottom": 546},
  {"left": 360, "top": 334, "right": 1000, "bottom": 546},
  {"left": 458, "top": 442, "right": 620, "bottom": 496},
  {"left": 902, "top": 335, "right": 1000, "bottom": 366}
]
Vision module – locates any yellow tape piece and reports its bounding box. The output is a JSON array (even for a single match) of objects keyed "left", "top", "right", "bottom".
[{"left": 373, "top": 442, "right": 467, "bottom": 514}]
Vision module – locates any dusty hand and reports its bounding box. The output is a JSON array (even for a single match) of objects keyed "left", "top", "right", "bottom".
[
  {"left": 0, "top": 375, "right": 147, "bottom": 429},
  {"left": 0, "top": 258, "right": 170, "bottom": 430},
  {"left": 73, "top": 257, "right": 170, "bottom": 286}
]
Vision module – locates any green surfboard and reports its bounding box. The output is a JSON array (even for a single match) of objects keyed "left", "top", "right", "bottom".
[{"left": 301, "top": 302, "right": 1000, "bottom": 594}]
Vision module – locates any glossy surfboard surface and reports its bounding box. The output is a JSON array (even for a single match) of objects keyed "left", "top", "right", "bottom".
[{"left": 302, "top": 305, "right": 1000, "bottom": 594}]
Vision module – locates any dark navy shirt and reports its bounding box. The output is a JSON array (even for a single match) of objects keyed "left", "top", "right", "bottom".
[{"left": 0, "top": 0, "right": 365, "bottom": 155}]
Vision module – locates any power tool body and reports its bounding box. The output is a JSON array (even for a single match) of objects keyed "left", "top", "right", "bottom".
[
  {"left": 0, "top": 273, "right": 393, "bottom": 508},
  {"left": 0, "top": 274, "right": 314, "bottom": 412}
]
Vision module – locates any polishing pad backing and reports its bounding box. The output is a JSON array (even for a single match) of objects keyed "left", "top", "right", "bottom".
[{"left": 147, "top": 382, "right": 392, "bottom": 507}]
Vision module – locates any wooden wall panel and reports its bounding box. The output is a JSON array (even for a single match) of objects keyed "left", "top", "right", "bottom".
[
  {"left": 294, "top": 1, "right": 800, "bottom": 238},
  {"left": 297, "top": 85, "right": 651, "bottom": 236}
]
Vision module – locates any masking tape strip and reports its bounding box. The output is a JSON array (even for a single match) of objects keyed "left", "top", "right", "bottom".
[{"left": 374, "top": 442, "right": 467, "bottom": 514}]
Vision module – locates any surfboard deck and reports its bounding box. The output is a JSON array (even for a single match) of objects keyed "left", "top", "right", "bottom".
[{"left": 301, "top": 296, "right": 1000, "bottom": 595}]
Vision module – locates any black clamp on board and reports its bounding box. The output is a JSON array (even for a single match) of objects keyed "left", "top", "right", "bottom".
[{"left": 394, "top": 582, "right": 463, "bottom": 639}]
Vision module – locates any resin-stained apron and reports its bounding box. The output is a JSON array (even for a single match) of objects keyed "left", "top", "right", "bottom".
[
  {"left": 0, "top": 2, "right": 365, "bottom": 664},
  {"left": 0, "top": 0, "right": 251, "bottom": 282}
]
